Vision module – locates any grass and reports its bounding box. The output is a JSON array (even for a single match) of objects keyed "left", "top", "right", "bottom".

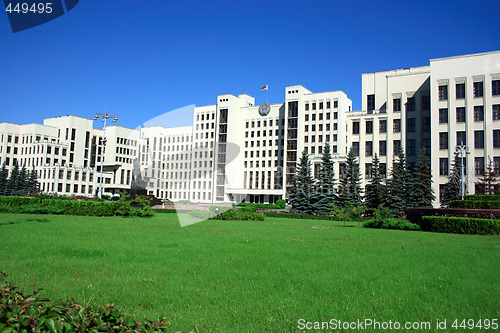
[{"left": 0, "top": 213, "right": 498, "bottom": 332}]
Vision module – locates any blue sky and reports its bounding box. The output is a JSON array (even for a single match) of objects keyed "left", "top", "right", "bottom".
[{"left": 1, "top": 0, "right": 499, "bottom": 130}]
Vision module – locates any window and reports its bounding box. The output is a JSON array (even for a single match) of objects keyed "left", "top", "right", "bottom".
[
  {"left": 366, "top": 120, "right": 373, "bottom": 134},
  {"left": 367, "top": 94, "right": 375, "bottom": 113},
  {"left": 352, "top": 122, "right": 360, "bottom": 134},
  {"left": 393, "top": 119, "right": 401, "bottom": 133},
  {"left": 439, "top": 132, "right": 448, "bottom": 149},
  {"left": 379, "top": 141, "right": 386, "bottom": 156},
  {"left": 456, "top": 107, "right": 466, "bottom": 122},
  {"left": 352, "top": 142, "right": 359, "bottom": 156},
  {"left": 474, "top": 130, "right": 484, "bottom": 149},
  {"left": 439, "top": 158, "right": 449, "bottom": 176},
  {"left": 334, "top": 101, "right": 338, "bottom": 108},
  {"left": 305, "top": 115, "right": 309, "bottom": 121},
  {"left": 493, "top": 105, "right": 500, "bottom": 120},
  {"left": 407, "top": 118, "right": 416, "bottom": 132},
  {"left": 475, "top": 157, "right": 485, "bottom": 176},
  {"left": 422, "top": 138, "right": 431, "bottom": 155},
  {"left": 493, "top": 80, "right": 500, "bottom": 96},
  {"left": 327, "top": 101, "right": 331, "bottom": 109},
  {"left": 407, "top": 139, "right": 416, "bottom": 156},
  {"left": 457, "top": 131, "right": 466, "bottom": 145},
  {"left": 474, "top": 106, "right": 484, "bottom": 121},
  {"left": 319, "top": 102, "right": 323, "bottom": 110},
  {"left": 421, "top": 95, "right": 430, "bottom": 110},
  {"left": 379, "top": 120, "right": 387, "bottom": 133},
  {"left": 365, "top": 163, "right": 373, "bottom": 179},
  {"left": 406, "top": 97, "right": 415, "bottom": 111},
  {"left": 393, "top": 98, "right": 401, "bottom": 112},
  {"left": 393, "top": 140, "right": 401, "bottom": 154},
  {"left": 473, "top": 81, "right": 483, "bottom": 97},
  {"left": 422, "top": 117, "right": 431, "bottom": 131},
  {"left": 305, "top": 104, "right": 309, "bottom": 111},
  {"left": 312, "top": 114, "right": 316, "bottom": 121},
  {"left": 312, "top": 103, "right": 316, "bottom": 110},
  {"left": 456, "top": 83, "right": 465, "bottom": 99},
  {"left": 438, "top": 85, "right": 448, "bottom": 100},
  {"left": 439, "top": 108, "right": 448, "bottom": 123},
  {"left": 494, "top": 130, "right": 500, "bottom": 148},
  {"left": 365, "top": 141, "right": 373, "bottom": 156}
]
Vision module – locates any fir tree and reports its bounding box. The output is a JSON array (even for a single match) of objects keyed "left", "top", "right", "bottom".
[
  {"left": 365, "top": 153, "right": 386, "bottom": 209},
  {"left": 17, "top": 165, "right": 28, "bottom": 194},
  {"left": 290, "top": 150, "right": 313, "bottom": 213},
  {"left": 337, "top": 147, "right": 363, "bottom": 208},
  {"left": 409, "top": 148, "right": 435, "bottom": 207},
  {"left": 0, "top": 162, "right": 8, "bottom": 196},
  {"left": 5, "top": 160, "right": 20, "bottom": 196},
  {"left": 475, "top": 157, "right": 499, "bottom": 195},
  {"left": 27, "top": 166, "right": 40, "bottom": 194},
  {"left": 442, "top": 152, "right": 462, "bottom": 205},
  {"left": 386, "top": 148, "right": 411, "bottom": 215},
  {"left": 312, "top": 143, "right": 336, "bottom": 215}
]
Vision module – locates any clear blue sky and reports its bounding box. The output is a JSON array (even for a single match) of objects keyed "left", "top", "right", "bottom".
[{"left": 1, "top": 0, "right": 499, "bottom": 129}]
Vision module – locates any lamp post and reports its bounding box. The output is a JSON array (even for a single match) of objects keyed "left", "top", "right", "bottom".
[
  {"left": 455, "top": 144, "right": 470, "bottom": 201},
  {"left": 93, "top": 111, "right": 118, "bottom": 198}
]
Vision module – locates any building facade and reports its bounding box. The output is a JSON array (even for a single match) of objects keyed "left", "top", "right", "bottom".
[{"left": 1, "top": 50, "right": 499, "bottom": 206}]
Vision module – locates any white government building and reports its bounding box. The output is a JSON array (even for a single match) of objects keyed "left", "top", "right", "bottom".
[{"left": 1, "top": 50, "right": 499, "bottom": 206}]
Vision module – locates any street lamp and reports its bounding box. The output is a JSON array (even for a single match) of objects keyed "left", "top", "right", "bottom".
[
  {"left": 455, "top": 143, "right": 470, "bottom": 201},
  {"left": 93, "top": 111, "right": 118, "bottom": 199}
]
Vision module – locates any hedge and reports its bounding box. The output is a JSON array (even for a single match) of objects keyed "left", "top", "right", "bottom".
[
  {"left": 264, "top": 212, "right": 337, "bottom": 220},
  {"left": 187, "top": 209, "right": 265, "bottom": 221},
  {"left": 421, "top": 216, "right": 500, "bottom": 235},
  {"left": 450, "top": 200, "right": 500, "bottom": 209},
  {"left": 464, "top": 195, "right": 500, "bottom": 201},
  {"left": 0, "top": 196, "right": 154, "bottom": 217}
]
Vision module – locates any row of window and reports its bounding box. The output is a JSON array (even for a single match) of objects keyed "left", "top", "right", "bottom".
[
  {"left": 244, "top": 160, "right": 280, "bottom": 168},
  {"left": 305, "top": 123, "right": 338, "bottom": 132},
  {"left": 305, "top": 100, "right": 339, "bottom": 111},
  {"left": 438, "top": 105, "right": 500, "bottom": 123},
  {"left": 196, "top": 113, "right": 215, "bottom": 122},
  {"left": 439, "top": 130, "right": 500, "bottom": 149},
  {"left": 352, "top": 118, "right": 431, "bottom": 135},
  {"left": 245, "top": 119, "right": 279, "bottom": 128},
  {"left": 438, "top": 80, "right": 500, "bottom": 100},
  {"left": 351, "top": 139, "right": 431, "bottom": 157},
  {"left": 439, "top": 157, "right": 500, "bottom": 176},
  {"left": 304, "top": 112, "right": 338, "bottom": 121}
]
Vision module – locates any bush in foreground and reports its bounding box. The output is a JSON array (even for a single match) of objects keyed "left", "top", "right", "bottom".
[
  {"left": 421, "top": 216, "right": 500, "bottom": 235},
  {"left": 0, "top": 272, "right": 167, "bottom": 332},
  {"left": 364, "top": 218, "right": 420, "bottom": 231}
]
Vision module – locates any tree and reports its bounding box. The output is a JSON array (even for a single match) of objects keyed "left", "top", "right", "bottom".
[
  {"left": 26, "top": 166, "right": 40, "bottom": 194},
  {"left": 386, "top": 148, "right": 411, "bottom": 215},
  {"left": 312, "top": 143, "right": 337, "bottom": 215},
  {"left": 337, "top": 147, "right": 363, "bottom": 208},
  {"left": 5, "top": 160, "right": 20, "bottom": 196},
  {"left": 475, "top": 157, "right": 499, "bottom": 195},
  {"left": 442, "top": 152, "right": 462, "bottom": 205},
  {"left": 16, "top": 165, "right": 28, "bottom": 194},
  {"left": 290, "top": 149, "right": 313, "bottom": 213},
  {"left": 364, "top": 153, "right": 386, "bottom": 209},
  {"left": 0, "top": 162, "right": 8, "bottom": 196},
  {"left": 409, "top": 148, "right": 435, "bottom": 207}
]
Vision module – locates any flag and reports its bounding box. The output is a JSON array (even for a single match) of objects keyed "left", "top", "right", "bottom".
[{"left": 261, "top": 85, "right": 268, "bottom": 91}]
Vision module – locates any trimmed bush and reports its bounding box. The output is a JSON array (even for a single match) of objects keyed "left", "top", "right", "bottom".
[
  {"left": 276, "top": 200, "right": 286, "bottom": 209},
  {"left": 421, "top": 216, "right": 500, "bottom": 235},
  {"left": 364, "top": 218, "right": 420, "bottom": 231},
  {"left": 464, "top": 195, "right": 500, "bottom": 201},
  {"left": 264, "top": 212, "right": 337, "bottom": 220},
  {"left": 450, "top": 200, "right": 500, "bottom": 209},
  {"left": 235, "top": 203, "right": 281, "bottom": 210},
  {"left": 187, "top": 209, "right": 265, "bottom": 221}
]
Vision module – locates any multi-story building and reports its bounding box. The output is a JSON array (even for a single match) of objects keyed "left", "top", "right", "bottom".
[{"left": 0, "top": 50, "right": 498, "bottom": 206}]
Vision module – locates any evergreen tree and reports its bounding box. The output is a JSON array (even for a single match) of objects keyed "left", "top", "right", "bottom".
[
  {"left": 475, "top": 157, "right": 499, "bottom": 195},
  {"left": 337, "top": 147, "right": 363, "bottom": 208},
  {"left": 409, "top": 148, "right": 435, "bottom": 207},
  {"left": 290, "top": 150, "right": 313, "bottom": 213},
  {"left": 365, "top": 153, "right": 386, "bottom": 209},
  {"left": 0, "top": 162, "right": 8, "bottom": 196},
  {"left": 442, "top": 152, "right": 462, "bottom": 205},
  {"left": 17, "top": 165, "right": 28, "bottom": 194},
  {"left": 386, "top": 148, "right": 411, "bottom": 215},
  {"left": 27, "top": 166, "right": 40, "bottom": 194},
  {"left": 5, "top": 160, "right": 20, "bottom": 196},
  {"left": 312, "top": 143, "right": 336, "bottom": 215}
]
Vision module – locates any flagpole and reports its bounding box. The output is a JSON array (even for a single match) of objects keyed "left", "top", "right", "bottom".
[{"left": 266, "top": 84, "right": 269, "bottom": 103}]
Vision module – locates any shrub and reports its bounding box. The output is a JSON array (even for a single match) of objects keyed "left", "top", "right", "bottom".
[
  {"left": 265, "top": 211, "right": 337, "bottom": 220},
  {"left": 421, "top": 216, "right": 500, "bottom": 235},
  {"left": 364, "top": 218, "right": 420, "bottom": 231},
  {"left": 0, "top": 272, "right": 168, "bottom": 332},
  {"left": 276, "top": 200, "right": 286, "bottom": 209},
  {"left": 212, "top": 210, "right": 265, "bottom": 221},
  {"left": 235, "top": 203, "right": 281, "bottom": 210},
  {"left": 450, "top": 200, "right": 500, "bottom": 209},
  {"left": 464, "top": 195, "right": 500, "bottom": 201}
]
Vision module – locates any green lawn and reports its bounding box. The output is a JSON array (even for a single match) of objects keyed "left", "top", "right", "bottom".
[{"left": 0, "top": 213, "right": 498, "bottom": 332}]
